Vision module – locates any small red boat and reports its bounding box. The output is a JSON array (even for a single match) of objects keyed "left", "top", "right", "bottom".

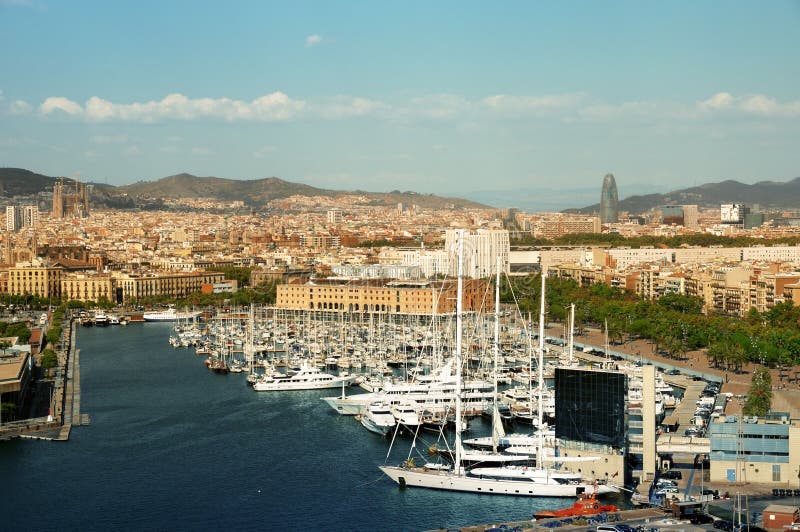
[{"left": 534, "top": 488, "right": 619, "bottom": 519}]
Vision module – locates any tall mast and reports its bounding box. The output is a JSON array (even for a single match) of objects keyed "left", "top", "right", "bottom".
[
  {"left": 569, "top": 303, "right": 575, "bottom": 364},
  {"left": 537, "top": 271, "right": 546, "bottom": 460},
  {"left": 492, "top": 255, "right": 500, "bottom": 454},
  {"left": 454, "top": 230, "right": 464, "bottom": 472}
]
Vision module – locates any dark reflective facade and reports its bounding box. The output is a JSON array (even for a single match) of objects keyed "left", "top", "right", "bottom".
[{"left": 555, "top": 368, "right": 626, "bottom": 447}]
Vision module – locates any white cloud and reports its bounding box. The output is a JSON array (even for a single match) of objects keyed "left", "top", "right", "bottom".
[
  {"left": 40, "top": 96, "right": 82, "bottom": 116},
  {"left": 90, "top": 134, "right": 128, "bottom": 144},
  {"left": 483, "top": 93, "right": 585, "bottom": 114},
  {"left": 123, "top": 145, "right": 140, "bottom": 156},
  {"left": 84, "top": 150, "right": 98, "bottom": 160},
  {"left": 402, "top": 94, "right": 471, "bottom": 120},
  {"left": 697, "top": 92, "right": 800, "bottom": 117},
  {"left": 314, "top": 96, "right": 387, "bottom": 119},
  {"left": 253, "top": 145, "right": 276, "bottom": 158},
  {"left": 40, "top": 92, "right": 306, "bottom": 123},
  {"left": 160, "top": 145, "right": 178, "bottom": 153},
  {"left": 305, "top": 34, "right": 323, "bottom": 47},
  {"left": 192, "top": 146, "right": 213, "bottom": 155},
  {"left": 9, "top": 99, "right": 32, "bottom": 114},
  {"left": 30, "top": 90, "right": 800, "bottom": 126}
]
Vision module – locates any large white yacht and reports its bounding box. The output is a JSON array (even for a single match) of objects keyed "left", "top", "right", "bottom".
[
  {"left": 253, "top": 363, "right": 355, "bottom": 391},
  {"left": 359, "top": 401, "right": 397, "bottom": 436},
  {"left": 320, "top": 358, "right": 493, "bottom": 416}
]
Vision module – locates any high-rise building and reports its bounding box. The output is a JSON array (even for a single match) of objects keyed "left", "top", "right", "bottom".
[
  {"left": 661, "top": 205, "right": 684, "bottom": 225},
  {"left": 682, "top": 204, "right": 699, "bottom": 229},
  {"left": 721, "top": 203, "right": 748, "bottom": 225},
  {"left": 22, "top": 205, "right": 38, "bottom": 228},
  {"left": 444, "top": 229, "right": 509, "bottom": 278},
  {"left": 6, "top": 206, "right": 22, "bottom": 231},
  {"left": 326, "top": 208, "right": 342, "bottom": 225},
  {"left": 600, "top": 173, "right": 619, "bottom": 223}
]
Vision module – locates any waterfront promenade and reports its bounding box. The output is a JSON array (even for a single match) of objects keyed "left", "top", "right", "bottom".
[{"left": 0, "top": 315, "right": 83, "bottom": 441}]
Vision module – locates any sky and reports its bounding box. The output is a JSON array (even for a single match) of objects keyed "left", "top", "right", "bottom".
[{"left": 1, "top": 0, "right": 799, "bottom": 210}]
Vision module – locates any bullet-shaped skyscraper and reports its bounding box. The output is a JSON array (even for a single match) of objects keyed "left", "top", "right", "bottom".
[{"left": 600, "top": 173, "right": 618, "bottom": 223}]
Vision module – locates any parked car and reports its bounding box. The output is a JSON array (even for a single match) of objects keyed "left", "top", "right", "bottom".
[
  {"left": 713, "top": 519, "right": 733, "bottom": 531},
  {"left": 690, "top": 513, "right": 714, "bottom": 524},
  {"left": 661, "top": 469, "right": 682, "bottom": 479},
  {"left": 655, "top": 487, "right": 679, "bottom": 496}
]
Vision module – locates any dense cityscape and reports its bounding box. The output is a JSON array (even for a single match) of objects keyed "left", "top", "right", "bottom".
[
  {"left": 1, "top": 171, "right": 800, "bottom": 530},
  {"left": 2, "top": 1, "right": 799, "bottom": 530}
]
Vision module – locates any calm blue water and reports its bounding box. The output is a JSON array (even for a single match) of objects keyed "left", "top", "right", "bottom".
[{"left": 1, "top": 323, "right": 614, "bottom": 531}]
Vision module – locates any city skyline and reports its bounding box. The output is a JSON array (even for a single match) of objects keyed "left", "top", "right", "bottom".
[{"left": 1, "top": 1, "right": 799, "bottom": 205}]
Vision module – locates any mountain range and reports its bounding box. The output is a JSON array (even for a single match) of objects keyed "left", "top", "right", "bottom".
[
  {"left": 2, "top": 168, "right": 799, "bottom": 213},
  {"left": 568, "top": 177, "right": 800, "bottom": 214},
  {"left": 0, "top": 168, "right": 487, "bottom": 210}
]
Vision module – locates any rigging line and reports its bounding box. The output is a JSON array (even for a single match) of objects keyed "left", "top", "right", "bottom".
[
  {"left": 353, "top": 475, "right": 390, "bottom": 489},
  {"left": 384, "top": 414, "right": 402, "bottom": 464},
  {"left": 408, "top": 421, "right": 423, "bottom": 461},
  {"left": 501, "top": 270, "right": 532, "bottom": 343}
]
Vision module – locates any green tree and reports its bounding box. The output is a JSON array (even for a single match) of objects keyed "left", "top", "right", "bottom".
[
  {"left": 40, "top": 349, "right": 58, "bottom": 370},
  {"left": 743, "top": 367, "right": 772, "bottom": 417},
  {"left": 46, "top": 326, "right": 62, "bottom": 346}
]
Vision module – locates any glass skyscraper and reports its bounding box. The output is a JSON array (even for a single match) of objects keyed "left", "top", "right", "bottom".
[{"left": 600, "top": 173, "right": 618, "bottom": 223}]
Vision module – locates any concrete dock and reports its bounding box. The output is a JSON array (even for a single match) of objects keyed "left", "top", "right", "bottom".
[{"left": 0, "top": 316, "right": 84, "bottom": 441}]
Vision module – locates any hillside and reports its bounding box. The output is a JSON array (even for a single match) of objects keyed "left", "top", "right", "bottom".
[
  {"left": 0, "top": 168, "right": 488, "bottom": 210},
  {"left": 0, "top": 168, "right": 58, "bottom": 196},
  {"left": 569, "top": 177, "right": 800, "bottom": 214},
  {"left": 119, "top": 173, "right": 488, "bottom": 209}
]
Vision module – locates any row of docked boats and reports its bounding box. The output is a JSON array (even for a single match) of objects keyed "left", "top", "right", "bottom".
[
  {"left": 157, "top": 247, "right": 682, "bottom": 503},
  {"left": 379, "top": 246, "right": 620, "bottom": 498},
  {"left": 78, "top": 310, "right": 126, "bottom": 326}
]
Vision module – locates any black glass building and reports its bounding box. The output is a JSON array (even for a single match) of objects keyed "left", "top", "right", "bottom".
[{"left": 555, "top": 368, "right": 626, "bottom": 447}]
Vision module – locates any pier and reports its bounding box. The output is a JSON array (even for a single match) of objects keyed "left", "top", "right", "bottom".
[
  {"left": 0, "top": 315, "right": 85, "bottom": 441},
  {"left": 428, "top": 507, "right": 667, "bottom": 532}
]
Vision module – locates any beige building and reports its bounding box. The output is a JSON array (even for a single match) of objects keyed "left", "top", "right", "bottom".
[
  {"left": 61, "top": 272, "right": 115, "bottom": 302},
  {"left": 534, "top": 215, "right": 601, "bottom": 239},
  {"left": 112, "top": 271, "right": 225, "bottom": 302},
  {"left": 276, "top": 279, "right": 492, "bottom": 315},
  {"left": 551, "top": 263, "right": 608, "bottom": 288},
  {"left": 7, "top": 261, "right": 63, "bottom": 299},
  {"left": 746, "top": 271, "right": 800, "bottom": 315}
]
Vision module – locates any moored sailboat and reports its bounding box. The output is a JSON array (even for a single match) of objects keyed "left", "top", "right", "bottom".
[{"left": 379, "top": 236, "right": 619, "bottom": 498}]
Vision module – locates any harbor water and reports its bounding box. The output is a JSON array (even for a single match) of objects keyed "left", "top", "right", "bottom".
[{"left": 0, "top": 322, "right": 623, "bottom": 530}]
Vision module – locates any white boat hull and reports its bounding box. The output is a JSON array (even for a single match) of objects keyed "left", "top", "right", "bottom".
[
  {"left": 379, "top": 466, "right": 618, "bottom": 497},
  {"left": 359, "top": 415, "right": 395, "bottom": 436},
  {"left": 254, "top": 377, "right": 353, "bottom": 391},
  {"left": 321, "top": 393, "right": 377, "bottom": 415}
]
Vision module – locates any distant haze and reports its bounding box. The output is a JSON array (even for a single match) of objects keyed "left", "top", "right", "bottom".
[{"left": 464, "top": 183, "right": 671, "bottom": 212}]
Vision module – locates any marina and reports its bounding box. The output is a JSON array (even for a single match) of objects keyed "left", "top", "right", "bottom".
[{"left": 3, "top": 321, "right": 629, "bottom": 530}]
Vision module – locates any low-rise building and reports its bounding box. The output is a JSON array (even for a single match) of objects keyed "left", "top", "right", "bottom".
[
  {"left": 709, "top": 413, "right": 800, "bottom": 486},
  {"left": 276, "top": 278, "right": 492, "bottom": 315}
]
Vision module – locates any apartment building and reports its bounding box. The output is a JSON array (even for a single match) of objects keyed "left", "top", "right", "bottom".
[
  {"left": 113, "top": 271, "right": 225, "bottom": 302},
  {"left": 7, "top": 261, "right": 63, "bottom": 299},
  {"left": 444, "top": 229, "right": 509, "bottom": 277},
  {"left": 276, "top": 278, "right": 492, "bottom": 315}
]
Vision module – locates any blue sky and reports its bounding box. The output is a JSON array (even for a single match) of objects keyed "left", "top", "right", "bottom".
[{"left": 1, "top": 0, "right": 799, "bottom": 210}]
